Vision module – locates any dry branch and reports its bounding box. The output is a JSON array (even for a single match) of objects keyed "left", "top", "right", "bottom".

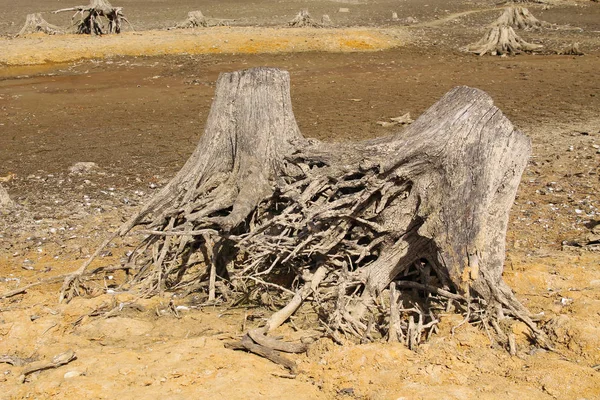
[
  {"left": 464, "top": 25, "right": 542, "bottom": 55},
  {"left": 59, "top": 67, "right": 547, "bottom": 354},
  {"left": 19, "top": 350, "right": 76, "bottom": 383},
  {"left": 17, "top": 13, "right": 64, "bottom": 36}
]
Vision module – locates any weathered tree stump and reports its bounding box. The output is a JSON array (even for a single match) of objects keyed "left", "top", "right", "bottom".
[
  {"left": 464, "top": 25, "right": 542, "bottom": 56},
  {"left": 493, "top": 7, "right": 548, "bottom": 30},
  {"left": 17, "top": 13, "right": 64, "bottom": 36},
  {"left": 53, "top": 0, "right": 130, "bottom": 35},
  {"left": 61, "top": 67, "right": 547, "bottom": 355},
  {"left": 288, "top": 10, "right": 323, "bottom": 28},
  {"left": 171, "top": 11, "right": 232, "bottom": 29},
  {"left": 0, "top": 184, "right": 13, "bottom": 209}
]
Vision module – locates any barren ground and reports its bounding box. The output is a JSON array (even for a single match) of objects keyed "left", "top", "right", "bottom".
[{"left": 1, "top": 0, "right": 600, "bottom": 399}]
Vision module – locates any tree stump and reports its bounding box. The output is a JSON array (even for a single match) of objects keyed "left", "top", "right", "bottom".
[
  {"left": 464, "top": 25, "right": 542, "bottom": 56},
  {"left": 171, "top": 11, "right": 233, "bottom": 29},
  {"left": 493, "top": 7, "right": 548, "bottom": 30},
  {"left": 53, "top": 0, "right": 130, "bottom": 35},
  {"left": 288, "top": 10, "right": 323, "bottom": 28},
  {"left": 174, "top": 11, "right": 208, "bottom": 28},
  {"left": 0, "top": 184, "right": 13, "bottom": 209},
  {"left": 17, "top": 13, "right": 64, "bottom": 36},
  {"left": 62, "top": 67, "right": 547, "bottom": 353}
]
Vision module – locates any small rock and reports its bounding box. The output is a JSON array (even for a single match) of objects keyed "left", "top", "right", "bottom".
[
  {"left": 63, "top": 370, "right": 82, "bottom": 379},
  {"left": 338, "top": 8, "right": 349, "bottom": 13},
  {"left": 69, "top": 162, "right": 98, "bottom": 174}
]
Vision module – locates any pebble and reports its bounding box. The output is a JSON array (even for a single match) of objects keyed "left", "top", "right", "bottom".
[{"left": 64, "top": 371, "right": 82, "bottom": 379}]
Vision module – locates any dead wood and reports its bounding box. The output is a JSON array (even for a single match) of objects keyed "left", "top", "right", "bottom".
[
  {"left": 464, "top": 25, "right": 542, "bottom": 55},
  {"left": 19, "top": 350, "right": 76, "bottom": 382},
  {"left": 59, "top": 67, "right": 548, "bottom": 355},
  {"left": 0, "top": 355, "right": 33, "bottom": 367},
  {"left": 288, "top": 10, "right": 323, "bottom": 28},
  {"left": 171, "top": 11, "right": 232, "bottom": 29},
  {"left": 225, "top": 334, "right": 297, "bottom": 372},
  {"left": 248, "top": 329, "right": 308, "bottom": 353},
  {"left": 493, "top": 7, "right": 549, "bottom": 30},
  {"left": 497, "top": 0, "right": 557, "bottom": 5},
  {"left": 560, "top": 42, "right": 584, "bottom": 56},
  {"left": 53, "top": 0, "right": 131, "bottom": 35},
  {"left": 17, "top": 13, "right": 64, "bottom": 37},
  {"left": 0, "top": 184, "right": 13, "bottom": 209}
]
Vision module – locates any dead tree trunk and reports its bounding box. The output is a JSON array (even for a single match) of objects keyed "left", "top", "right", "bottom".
[
  {"left": 493, "top": 7, "right": 548, "bottom": 30},
  {"left": 53, "top": 0, "right": 130, "bottom": 35},
  {"left": 61, "top": 67, "right": 546, "bottom": 353},
  {"left": 464, "top": 25, "right": 542, "bottom": 55},
  {"left": 17, "top": 13, "right": 64, "bottom": 36}
]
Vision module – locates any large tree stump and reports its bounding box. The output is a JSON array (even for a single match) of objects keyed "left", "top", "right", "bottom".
[
  {"left": 53, "top": 0, "right": 130, "bottom": 35},
  {"left": 61, "top": 67, "right": 546, "bottom": 353}
]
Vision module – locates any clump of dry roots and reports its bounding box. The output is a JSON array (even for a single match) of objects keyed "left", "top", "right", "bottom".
[
  {"left": 55, "top": 68, "right": 549, "bottom": 369},
  {"left": 559, "top": 42, "right": 584, "bottom": 56},
  {"left": 171, "top": 11, "right": 232, "bottom": 29},
  {"left": 493, "top": 7, "right": 549, "bottom": 30},
  {"left": 464, "top": 25, "right": 542, "bottom": 55},
  {"left": 53, "top": 0, "right": 131, "bottom": 35},
  {"left": 288, "top": 10, "right": 323, "bottom": 28},
  {"left": 17, "top": 13, "right": 64, "bottom": 36}
]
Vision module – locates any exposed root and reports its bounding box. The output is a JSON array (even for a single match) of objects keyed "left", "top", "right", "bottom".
[
  {"left": 493, "top": 7, "right": 549, "bottom": 30},
  {"left": 464, "top": 25, "right": 542, "bottom": 56},
  {"left": 225, "top": 334, "right": 300, "bottom": 373},
  {"left": 559, "top": 42, "right": 584, "bottom": 56},
  {"left": 288, "top": 10, "right": 323, "bottom": 28},
  {"left": 17, "top": 13, "right": 64, "bottom": 37},
  {"left": 53, "top": 0, "right": 132, "bottom": 35}
]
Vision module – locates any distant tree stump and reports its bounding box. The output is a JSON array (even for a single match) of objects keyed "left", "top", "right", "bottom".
[
  {"left": 171, "top": 11, "right": 233, "bottom": 29},
  {"left": 0, "top": 184, "right": 13, "bottom": 209},
  {"left": 464, "top": 25, "right": 542, "bottom": 56},
  {"left": 61, "top": 68, "right": 548, "bottom": 357},
  {"left": 17, "top": 13, "right": 64, "bottom": 36},
  {"left": 288, "top": 10, "right": 323, "bottom": 28},
  {"left": 53, "top": 0, "right": 130, "bottom": 35}
]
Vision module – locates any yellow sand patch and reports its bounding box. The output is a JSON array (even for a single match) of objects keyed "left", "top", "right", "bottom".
[{"left": 0, "top": 26, "right": 409, "bottom": 65}]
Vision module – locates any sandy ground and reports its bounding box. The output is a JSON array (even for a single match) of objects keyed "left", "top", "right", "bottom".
[{"left": 1, "top": 0, "right": 600, "bottom": 399}]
